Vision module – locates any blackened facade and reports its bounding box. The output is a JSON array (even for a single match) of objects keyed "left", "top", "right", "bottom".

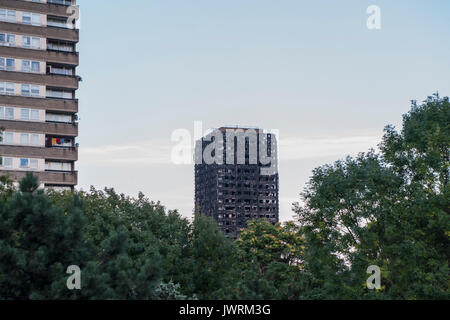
[{"left": 195, "top": 127, "right": 279, "bottom": 238}]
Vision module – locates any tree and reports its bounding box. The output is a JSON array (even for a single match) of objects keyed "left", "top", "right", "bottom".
[
  {"left": 0, "top": 173, "right": 90, "bottom": 299},
  {"left": 0, "top": 178, "right": 167, "bottom": 300},
  {"left": 223, "top": 219, "right": 305, "bottom": 300},
  {"left": 294, "top": 94, "right": 449, "bottom": 299},
  {"left": 48, "top": 187, "right": 170, "bottom": 299},
  {"left": 180, "top": 214, "right": 235, "bottom": 299},
  {"left": 382, "top": 93, "right": 449, "bottom": 191}
]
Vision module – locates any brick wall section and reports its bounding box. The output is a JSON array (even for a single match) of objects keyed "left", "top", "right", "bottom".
[
  {"left": 0, "top": 120, "right": 78, "bottom": 136},
  {"left": 0, "top": 47, "right": 79, "bottom": 66},
  {"left": 1, "top": 0, "right": 73, "bottom": 17},
  {"left": 0, "top": 22, "right": 79, "bottom": 42},
  {"left": 0, "top": 145, "right": 78, "bottom": 161},
  {"left": 1, "top": 170, "right": 78, "bottom": 186},
  {"left": 0, "top": 70, "right": 79, "bottom": 89},
  {"left": 0, "top": 95, "right": 78, "bottom": 113}
]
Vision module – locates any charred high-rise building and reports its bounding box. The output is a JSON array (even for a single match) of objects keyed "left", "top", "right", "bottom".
[
  {"left": 0, "top": 0, "right": 80, "bottom": 190},
  {"left": 195, "top": 127, "right": 279, "bottom": 237}
]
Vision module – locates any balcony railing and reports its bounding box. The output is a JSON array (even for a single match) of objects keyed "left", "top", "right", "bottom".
[
  {"left": 0, "top": 145, "right": 78, "bottom": 161},
  {"left": 0, "top": 170, "right": 78, "bottom": 186},
  {"left": 47, "top": 0, "right": 74, "bottom": 6}
]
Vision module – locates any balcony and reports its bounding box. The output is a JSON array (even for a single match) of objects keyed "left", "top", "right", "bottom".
[
  {"left": 0, "top": 70, "right": 79, "bottom": 89},
  {"left": 0, "top": 22, "right": 79, "bottom": 42},
  {"left": 0, "top": 119, "right": 78, "bottom": 137},
  {"left": 0, "top": 0, "right": 75, "bottom": 18},
  {"left": 0, "top": 94, "right": 78, "bottom": 112},
  {"left": 0, "top": 170, "right": 77, "bottom": 186},
  {"left": 0, "top": 145, "right": 78, "bottom": 161},
  {"left": 0, "top": 46, "right": 79, "bottom": 65}
]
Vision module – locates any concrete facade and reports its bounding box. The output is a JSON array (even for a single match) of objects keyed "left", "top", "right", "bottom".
[{"left": 0, "top": 0, "right": 79, "bottom": 189}]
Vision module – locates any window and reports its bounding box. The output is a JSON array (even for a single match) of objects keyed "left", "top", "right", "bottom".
[
  {"left": 30, "top": 159, "right": 39, "bottom": 170},
  {"left": 21, "top": 84, "right": 30, "bottom": 96},
  {"left": 32, "top": 37, "right": 40, "bottom": 49},
  {"left": 1, "top": 58, "right": 15, "bottom": 71},
  {"left": 22, "top": 60, "right": 40, "bottom": 73},
  {"left": 46, "top": 162, "right": 71, "bottom": 172},
  {"left": 30, "top": 109, "right": 39, "bottom": 121},
  {"left": 0, "top": 82, "right": 3, "bottom": 94},
  {"left": 2, "top": 157, "right": 13, "bottom": 168},
  {"left": 20, "top": 133, "right": 29, "bottom": 145},
  {"left": 21, "top": 109, "right": 30, "bottom": 121},
  {"left": 32, "top": 13, "right": 41, "bottom": 26},
  {"left": 22, "top": 84, "right": 41, "bottom": 97},
  {"left": 46, "top": 113, "right": 72, "bottom": 123},
  {"left": 2, "top": 132, "right": 14, "bottom": 144},
  {"left": 31, "top": 85, "right": 40, "bottom": 97},
  {"left": 6, "top": 34, "right": 15, "bottom": 46},
  {"left": 22, "top": 13, "right": 32, "bottom": 25},
  {"left": 18, "top": 108, "right": 40, "bottom": 121},
  {"left": 49, "top": 66, "right": 73, "bottom": 76},
  {"left": 31, "top": 61, "right": 40, "bottom": 73},
  {"left": 1, "top": 107, "right": 40, "bottom": 121},
  {"left": 20, "top": 158, "right": 29, "bottom": 168},
  {"left": 7, "top": 10, "right": 16, "bottom": 22},
  {"left": 5, "top": 107, "right": 14, "bottom": 119},
  {"left": 0, "top": 10, "right": 17, "bottom": 23},
  {"left": 47, "top": 41, "right": 74, "bottom": 52},
  {"left": 22, "top": 60, "right": 31, "bottom": 72},
  {"left": 47, "top": 89, "right": 72, "bottom": 99},
  {"left": 48, "top": 0, "right": 73, "bottom": 5},
  {"left": 6, "top": 58, "right": 14, "bottom": 71},
  {"left": 47, "top": 16, "right": 69, "bottom": 29},
  {"left": 22, "top": 36, "right": 31, "bottom": 48},
  {"left": 21, "top": 36, "right": 40, "bottom": 49},
  {"left": 6, "top": 82, "right": 14, "bottom": 95},
  {"left": 31, "top": 134, "right": 40, "bottom": 146}
]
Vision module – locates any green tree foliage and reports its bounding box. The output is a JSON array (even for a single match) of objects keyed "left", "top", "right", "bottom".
[
  {"left": 382, "top": 93, "right": 449, "bottom": 190},
  {"left": 48, "top": 187, "right": 189, "bottom": 299},
  {"left": 224, "top": 220, "right": 305, "bottom": 300},
  {"left": 294, "top": 94, "right": 449, "bottom": 299},
  {"left": 181, "top": 214, "right": 234, "bottom": 299},
  {"left": 0, "top": 173, "right": 90, "bottom": 299},
  {"left": 1, "top": 183, "right": 230, "bottom": 299}
]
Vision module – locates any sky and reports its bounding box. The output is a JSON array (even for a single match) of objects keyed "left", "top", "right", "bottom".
[{"left": 75, "top": 0, "right": 450, "bottom": 222}]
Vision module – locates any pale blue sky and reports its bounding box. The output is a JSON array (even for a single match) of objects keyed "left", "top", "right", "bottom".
[{"left": 76, "top": 0, "right": 450, "bottom": 221}]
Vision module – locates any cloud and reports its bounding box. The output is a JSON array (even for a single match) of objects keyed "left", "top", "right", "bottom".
[
  {"left": 278, "top": 134, "right": 382, "bottom": 161},
  {"left": 79, "top": 139, "right": 173, "bottom": 166}
]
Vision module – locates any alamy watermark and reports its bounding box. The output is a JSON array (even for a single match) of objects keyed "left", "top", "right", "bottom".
[
  {"left": 171, "top": 122, "right": 279, "bottom": 176},
  {"left": 367, "top": 5, "right": 381, "bottom": 30},
  {"left": 66, "top": 265, "right": 81, "bottom": 290},
  {"left": 67, "top": 5, "right": 81, "bottom": 29},
  {"left": 366, "top": 265, "right": 381, "bottom": 290}
]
